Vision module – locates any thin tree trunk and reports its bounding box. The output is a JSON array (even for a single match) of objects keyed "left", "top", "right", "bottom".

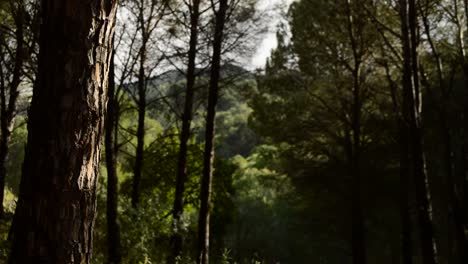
[
  {"left": 169, "top": 0, "right": 201, "bottom": 262},
  {"left": 455, "top": 60, "right": 468, "bottom": 263},
  {"left": 350, "top": 76, "right": 365, "bottom": 264},
  {"left": 8, "top": 0, "right": 117, "bottom": 263},
  {"left": 197, "top": 1, "right": 228, "bottom": 263},
  {"left": 350, "top": 161, "right": 365, "bottom": 264},
  {"left": 421, "top": 1, "right": 466, "bottom": 259},
  {"left": 400, "top": 1, "right": 439, "bottom": 263},
  {"left": 453, "top": 165, "right": 468, "bottom": 263},
  {"left": 105, "top": 51, "right": 122, "bottom": 264},
  {"left": 345, "top": 1, "right": 366, "bottom": 262},
  {"left": 455, "top": 0, "right": 468, "bottom": 257},
  {"left": 399, "top": 120, "right": 413, "bottom": 264},
  {"left": 457, "top": 63, "right": 468, "bottom": 264},
  {"left": 0, "top": 1, "right": 24, "bottom": 218},
  {"left": 131, "top": 29, "right": 146, "bottom": 208},
  {"left": 386, "top": 57, "right": 413, "bottom": 264},
  {"left": 439, "top": 108, "right": 467, "bottom": 263},
  {"left": 459, "top": 60, "right": 468, "bottom": 264}
]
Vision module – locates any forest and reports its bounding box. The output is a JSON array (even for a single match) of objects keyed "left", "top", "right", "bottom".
[{"left": 1, "top": 0, "right": 468, "bottom": 263}]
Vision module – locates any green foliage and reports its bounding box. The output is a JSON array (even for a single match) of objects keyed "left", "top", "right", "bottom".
[
  {"left": 242, "top": 1, "right": 405, "bottom": 262},
  {"left": 5, "top": 116, "right": 28, "bottom": 196},
  {"left": 215, "top": 80, "right": 259, "bottom": 158},
  {"left": 0, "top": 116, "right": 28, "bottom": 263},
  {"left": 224, "top": 145, "right": 315, "bottom": 263},
  {"left": 91, "top": 104, "right": 237, "bottom": 263},
  {"left": 0, "top": 214, "right": 12, "bottom": 262}
]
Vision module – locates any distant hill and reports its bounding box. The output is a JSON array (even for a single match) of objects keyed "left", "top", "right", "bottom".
[
  {"left": 121, "top": 63, "right": 259, "bottom": 158},
  {"left": 124, "top": 64, "right": 253, "bottom": 95}
]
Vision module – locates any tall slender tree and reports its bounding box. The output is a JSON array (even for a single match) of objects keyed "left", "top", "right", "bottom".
[
  {"left": 399, "top": 0, "right": 439, "bottom": 263},
  {"left": 378, "top": 35, "right": 414, "bottom": 264},
  {"left": 446, "top": 1, "right": 468, "bottom": 248},
  {"left": 170, "top": 0, "right": 201, "bottom": 261},
  {"left": 129, "top": 0, "right": 168, "bottom": 208},
  {"left": 8, "top": 0, "right": 118, "bottom": 263},
  {"left": 418, "top": 1, "right": 468, "bottom": 261},
  {"left": 197, "top": 0, "right": 228, "bottom": 263},
  {"left": 132, "top": 0, "right": 148, "bottom": 207},
  {"left": 0, "top": 0, "right": 25, "bottom": 218},
  {"left": 289, "top": 1, "right": 379, "bottom": 261},
  {"left": 104, "top": 14, "right": 142, "bottom": 263},
  {"left": 344, "top": 1, "right": 367, "bottom": 262}
]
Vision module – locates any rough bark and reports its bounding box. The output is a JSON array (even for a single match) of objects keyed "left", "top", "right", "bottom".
[
  {"left": 169, "top": 0, "right": 201, "bottom": 262},
  {"left": 400, "top": 1, "right": 438, "bottom": 263},
  {"left": 197, "top": 1, "right": 228, "bottom": 263},
  {"left": 0, "top": 1, "right": 25, "bottom": 218},
  {"left": 8, "top": 0, "right": 117, "bottom": 263},
  {"left": 105, "top": 52, "right": 122, "bottom": 264}
]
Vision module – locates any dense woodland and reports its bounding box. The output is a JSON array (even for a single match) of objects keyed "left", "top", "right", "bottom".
[{"left": 1, "top": 0, "right": 468, "bottom": 263}]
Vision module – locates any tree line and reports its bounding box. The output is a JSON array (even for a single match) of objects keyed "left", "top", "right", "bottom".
[{"left": 252, "top": 0, "right": 468, "bottom": 262}]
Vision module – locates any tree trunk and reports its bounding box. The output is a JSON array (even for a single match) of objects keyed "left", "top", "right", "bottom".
[
  {"left": 350, "top": 152, "right": 365, "bottom": 264},
  {"left": 131, "top": 28, "right": 147, "bottom": 208},
  {"left": 170, "top": 0, "right": 201, "bottom": 262},
  {"left": 105, "top": 51, "right": 122, "bottom": 264},
  {"left": 439, "top": 109, "right": 468, "bottom": 263},
  {"left": 421, "top": 0, "right": 462, "bottom": 259},
  {"left": 0, "top": 1, "right": 25, "bottom": 218},
  {"left": 387, "top": 55, "right": 413, "bottom": 264},
  {"left": 458, "top": 54, "right": 468, "bottom": 264},
  {"left": 350, "top": 74, "right": 365, "bottom": 264},
  {"left": 453, "top": 64, "right": 468, "bottom": 262},
  {"left": 399, "top": 120, "right": 413, "bottom": 264},
  {"left": 197, "top": 1, "right": 228, "bottom": 263},
  {"left": 400, "top": 1, "right": 439, "bottom": 263},
  {"left": 455, "top": 0, "right": 468, "bottom": 258},
  {"left": 8, "top": 0, "right": 117, "bottom": 263},
  {"left": 345, "top": 1, "right": 366, "bottom": 262},
  {"left": 457, "top": 65, "right": 468, "bottom": 264}
]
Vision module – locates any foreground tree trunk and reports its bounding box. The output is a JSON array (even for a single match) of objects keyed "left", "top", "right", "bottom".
[
  {"left": 0, "top": 0, "right": 25, "bottom": 218},
  {"left": 170, "top": 0, "right": 201, "bottom": 262},
  {"left": 105, "top": 52, "right": 122, "bottom": 264},
  {"left": 197, "top": 1, "right": 228, "bottom": 263},
  {"left": 400, "top": 0, "right": 438, "bottom": 263},
  {"left": 9, "top": 0, "right": 117, "bottom": 263}
]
